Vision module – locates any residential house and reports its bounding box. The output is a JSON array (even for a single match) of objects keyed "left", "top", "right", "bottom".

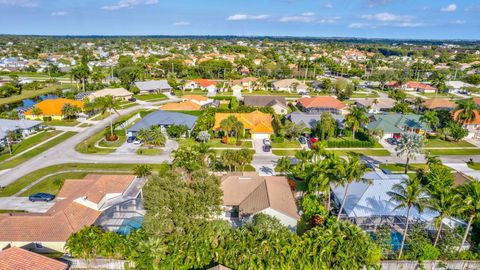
[
  {"left": 160, "top": 95, "right": 218, "bottom": 111},
  {"left": 271, "top": 79, "right": 308, "bottom": 94},
  {"left": 220, "top": 172, "right": 300, "bottom": 230},
  {"left": 127, "top": 110, "right": 198, "bottom": 137},
  {"left": 184, "top": 79, "right": 218, "bottom": 94},
  {"left": 452, "top": 110, "right": 480, "bottom": 138},
  {"left": 0, "top": 247, "right": 68, "bottom": 270},
  {"left": 355, "top": 98, "right": 395, "bottom": 113},
  {"left": 446, "top": 81, "right": 474, "bottom": 93},
  {"left": 297, "top": 96, "right": 348, "bottom": 115},
  {"left": 366, "top": 113, "right": 429, "bottom": 139},
  {"left": 0, "top": 174, "right": 139, "bottom": 253},
  {"left": 24, "top": 98, "right": 84, "bottom": 121},
  {"left": 0, "top": 119, "right": 43, "bottom": 146},
  {"left": 87, "top": 87, "right": 133, "bottom": 101},
  {"left": 134, "top": 80, "right": 172, "bottom": 94},
  {"left": 243, "top": 96, "right": 288, "bottom": 115},
  {"left": 403, "top": 81, "right": 437, "bottom": 93},
  {"left": 214, "top": 111, "right": 273, "bottom": 140},
  {"left": 423, "top": 98, "right": 456, "bottom": 111},
  {"left": 231, "top": 77, "right": 258, "bottom": 92},
  {"left": 286, "top": 111, "right": 344, "bottom": 130}
]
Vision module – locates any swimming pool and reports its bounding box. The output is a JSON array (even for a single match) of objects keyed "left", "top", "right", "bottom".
[
  {"left": 117, "top": 216, "right": 144, "bottom": 235},
  {"left": 369, "top": 231, "right": 404, "bottom": 251}
]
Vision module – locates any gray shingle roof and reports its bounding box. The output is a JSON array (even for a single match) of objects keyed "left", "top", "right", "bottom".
[
  {"left": 134, "top": 80, "right": 172, "bottom": 91},
  {"left": 127, "top": 111, "right": 198, "bottom": 133},
  {"left": 243, "top": 96, "right": 286, "bottom": 107},
  {"left": 0, "top": 119, "right": 42, "bottom": 139},
  {"left": 286, "top": 111, "right": 344, "bottom": 129}
]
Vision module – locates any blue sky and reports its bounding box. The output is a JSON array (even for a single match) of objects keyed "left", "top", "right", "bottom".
[{"left": 0, "top": 0, "right": 479, "bottom": 39}]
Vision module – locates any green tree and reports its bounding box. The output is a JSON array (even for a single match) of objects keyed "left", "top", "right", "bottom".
[
  {"left": 136, "top": 128, "right": 150, "bottom": 145},
  {"left": 454, "top": 98, "right": 478, "bottom": 125},
  {"left": 344, "top": 106, "right": 368, "bottom": 140},
  {"left": 148, "top": 125, "right": 166, "bottom": 146},
  {"left": 276, "top": 156, "right": 291, "bottom": 175},
  {"left": 455, "top": 181, "right": 480, "bottom": 253},
  {"left": 316, "top": 112, "right": 337, "bottom": 140},
  {"left": 420, "top": 110, "right": 439, "bottom": 132},
  {"left": 71, "top": 64, "right": 91, "bottom": 92},
  {"left": 61, "top": 103, "right": 81, "bottom": 120},
  {"left": 196, "top": 130, "right": 211, "bottom": 143},
  {"left": 335, "top": 154, "right": 367, "bottom": 220},
  {"left": 427, "top": 187, "right": 458, "bottom": 247},
  {"left": 133, "top": 164, "right": 153, "bottom": 178},
  {"left": 395, "top": 133, "right": 424, "bottom": 174},
  {"left": 31, "top": 107, "right": 43, "bottom": 119}
]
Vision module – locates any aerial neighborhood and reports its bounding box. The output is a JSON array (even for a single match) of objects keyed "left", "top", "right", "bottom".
[{"left": 1, "top": 35, "right": 480, "bottom": 269}]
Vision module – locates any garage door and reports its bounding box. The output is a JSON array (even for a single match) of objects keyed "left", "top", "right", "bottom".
[{"left": 252, "top": 133, "right": 271, "bottom": 140}]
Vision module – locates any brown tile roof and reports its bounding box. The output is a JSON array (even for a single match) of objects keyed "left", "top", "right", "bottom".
[
  {"left": 160, "top": 100, "right": 202, "bottom": 111},
  {"left": 0, "top": 247, "right": 68, "bottom": 270},
  {"left": 0, "top": 174, "right": 135, "bottom": 243},
  {"left": 221, "top": 173, "right": 300, "bottom": 220},
  {"left": 405, "top": 81, "right": 436, "bottom": 90},
  {"left": 424, "top": 98, "right": 456, "bottom": 110},
  {"left": 243, "top": 96, "right": 286, "bottom": 107},
  {"left": 297, "top": 96, "right": 346, "bottom": 110}
]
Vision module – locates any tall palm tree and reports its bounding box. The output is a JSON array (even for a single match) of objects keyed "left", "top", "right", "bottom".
[
  {"left": 295, "top": 149, "right": 312, "bottom": 171},
  {"left": 335, "top": 154, "right": 367, "bottom": 220},
  {"left": 133, "top": 164, "right": 153, "bottom": 178},
  {"left": 455, "top": 181, "right": 480, "bottom": 252},
  {"left": 395, "top": 132, "right": 424, "bottom": 174},
  {"left": 387, "top": 177, "right": 428, "bottom": 259},
  {"left": 420, "top": 110, "right": 439, "bottom": 132},
  {"left": 219, "top": 116, "right": 236, "bottom": 142},
  {"left": 344, "top": 106, "right": 368, "bottom": 140},
  {"left": 31, "top": 107, "right": 43, "bottom": 119},
  {"left": 136, "top": 128, "right": 150, "bottom": 145},
  {"left": 427, "top": 187, "right": 458, "bottom": 247},
  {"left": 276, "top": 157, "right": 291, "bottom": 175},
  {"left": 71, "top": 64, "right": 91, "bottom": 92},
  {"left": 148, "top": 125, "right": 166, "bottom": 146},
  {"left": 454, "top": 98, "right": 478, "bottom": 125},
  {"left": 61, "top": 103, "right": 81, "bottom": 120}
]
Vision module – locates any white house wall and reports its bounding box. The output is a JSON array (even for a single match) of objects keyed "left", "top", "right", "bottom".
[{"left": 260, "top": 208, "right": 297, "bottom": 231}]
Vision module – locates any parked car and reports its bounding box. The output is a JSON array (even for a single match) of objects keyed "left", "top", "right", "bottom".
[
  {"left": 127, "top": 136, "right": 136, "bottom": 143},
  {"left": 128, "top": 97, "right": 136, "bottom": 102},
  {"left": 263, "top": 138, "right": 271, "bottom": 145},
  {"left": 133, "top": 139, "right": 142, "bottom": 145},
  {"left": 263, "top": 144, "right": 271, "bottom": 152},
  {"left": 310, "top": 137, "right": 319, "bottom": 144},
  {"left": 299, "top": 136, "right": 307, "bottom": 145},
  {"left": 29, "top": 193, "right": 55, "bottom": 202},
  {"left": 386, "top": 138, "right": 398, "bottom": 145}
]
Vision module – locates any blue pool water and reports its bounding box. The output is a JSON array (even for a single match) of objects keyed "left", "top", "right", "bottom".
[
  {"left": 369, "top": 231, "right": 404, "bottom": 251},
  {"left": 117, "top": 216, "right": 144, "bottom": 235}
]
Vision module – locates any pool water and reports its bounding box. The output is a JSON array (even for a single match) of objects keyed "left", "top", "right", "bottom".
[
  {"left": 117, "top": 216, "right": 144, "bottom": 235},
  {"left": 369, "top": 231, "right": 404, "bottom": 251}
]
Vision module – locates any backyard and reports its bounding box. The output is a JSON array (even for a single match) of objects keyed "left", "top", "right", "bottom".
[{"left": 133, "top": 93, "right": 168, "bottom": 102}]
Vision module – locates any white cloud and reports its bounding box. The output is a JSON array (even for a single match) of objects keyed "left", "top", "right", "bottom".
[
  {"left": 318, "top": 16, "right": 340, "bottom": 24},
  {"left": 441, "top": 4, "right": 457, "bottom": 12},
  {"left": 51, "top": 11, "right": 68, "bottom": 16},
  {"left": 361, "top": 12, "right": 413, "bottom": 22},
  {"left": 173, "top": 21, "right": 190, "bottom": 26},
  {"left": 102, "top": 0, "right": 158, "bottom": 11},
  {"left": 279, "top": 12, "right": 315, "bottom": 23},
  {"left": 227, "top": 14, "right": 270, "bottom": 21},
  {"left": 348, "top": 23, "right": 370, "bottom": 29},
  {"left": 395, "top": 22, "right": 423, "bottom": 28},
  {"left": 451, "top": 20, "right": 466, "bottom": 24},
  {"left": 0, "top": 0, "right": 37, "bottom": 7},
  {"left": 322, "top": 3, "right": 333, "bottom": 9}
]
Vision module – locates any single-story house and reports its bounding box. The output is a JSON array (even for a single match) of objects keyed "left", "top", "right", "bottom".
[
  {"left": 160, "top": 95, "right": 218, "bottom": 111},
  {"left": 0, "top": 247, "right": 68, "bottom": 270},
  {"left": 0, "top": 119, "right": 43, "bottom": 145},
  {"left": 355, "top": 98, "right": 395, "bottom": 114},
  {"left": 220, "top": 172, "right": 300, "bottom": 230},
  {"left": 184, "top": 79, "right": 217, "bottom": 93},
  {"left": 286, "top": 111, "right": 344, "bottom": 130},
  {"left": 403, "top": 81, "right": 436, "bottom": 93},
  {"left": 127, "top": 110, "right": 198, "bottom": 137},
  {"left": 0, "top": 174, "right": 138, "bottom": 253},
  {"left": 297, "top": 96, "right": 348, "bottom": 115},
  {"left": 24, "top": 98, "right": 84, "bottom": 121},
  {"left": 423, "top": 98, "right": 456, "bottom": 111},
  {"left": 232, "top": 77, "right": 258, "bottom": 91},
  {"left": 134, "top": 80, "right": 172, "bottom": 94},
  {"left": 446, "top": 81, "right": 474, "bottom": 93},
  {"left": 87, "top": 87, "right": 133, "bottom": 101},
  {"left": 214, "top": 111, "right": 273, "bottom": 140},
  {"left": 452, "top": 109, "right": 480, "bottom": 138},
  {"left": 271, "top": 79, "right": 308, "bottom": 94},
  {"left": 366, "top": 113, "right": 429, "bottom": 139},
  {"left": 243, "top": 96, "right": 288, "bottom": 115}
]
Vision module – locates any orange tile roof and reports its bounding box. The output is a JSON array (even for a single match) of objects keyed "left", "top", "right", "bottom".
[
  {"left": 182, "top": 94, "right": 209, "bottom": 102},
  {"left": 0, "top": 247, "right": 68, "bottom": 270},
  {"left": 214, "top": 111, "right": 273, "bottom": 134},
  {"left": 405, "top": 81, "right": 436, "bottom": 90},
  {"left": 161, "top": 100, "right": 202, "bottom": 111},
  {"left": 452, "top": 109, "right": 480, "bottom": 125},
  {"left": 472, "top": 97, "right": 480, "bottom": 106},
  {"left": 24, "top": 98, "right": 84, "bottom": 117},
  {"left": 190, "top": 79, "right": 217, "bottom": 87},
  {"left": 297, "top": 96, "right": 346, "bottom": 109},
  {"left": 424, "top": 98, "right": 455, "bottom": 109}
]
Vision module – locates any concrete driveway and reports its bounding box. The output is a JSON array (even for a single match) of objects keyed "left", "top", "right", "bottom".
[
  {"left": 0, "top": 197, "right": 55, "bottom": 213},
  {"left": 252, "top": 139, "right": 278, "bottom": 176}
]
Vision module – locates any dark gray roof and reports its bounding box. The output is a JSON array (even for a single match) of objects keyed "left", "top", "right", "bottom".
[
  {"left": 243, "top": 96, "right": 286, "bottom": 107},
  {"left": 134, "top": 80, "right": 171, "bottom": 91},
  {"left": 127, "top": 111, "right": 198, "bottom": 132},
  {"left": 0, "top": 119, "right": 42, "bottom": 139},
  {"left": 286, "top": 111, "right": 343, "bottom": 129}
]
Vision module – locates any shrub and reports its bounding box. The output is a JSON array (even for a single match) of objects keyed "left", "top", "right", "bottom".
[
  {"left": 326, "top": 139, "right": 375, "bottom": 148},
  {"left": 227, "top": 137, "right": 237, "bottom": 145},
  {"left": 287, "top": 179, "right": 297, "bottom": 191},
  {"left": 271, "top": 135, "right": 285, "bottom": 143}
]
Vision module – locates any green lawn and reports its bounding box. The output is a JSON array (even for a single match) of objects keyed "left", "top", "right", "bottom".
[
  {"left": 0, "top": 163, "right": 170, "bottom": 197},
  {"left": 43, "top": 120, "right": 79, "bottom": 127},
  {"left": 0, "top": 130, "right": 62, "bottom": 162},
  {"left": 467, "top": 163, "right": 480, "bottom": 170},
  {"left": 209, "top": 139, "right": 253, "bottom": 148},
  {"left": 137, "top": 148, "right": 163, "bottom": 156},
  {"left": 271, "top": 140, "right": 301, "bottom": 148},
  {"left": 19, "top": 171, "right": 90, "bottom": 196},
  {"left": 428, "top": 149, "right": 480, "bottom": 155},
  {"left": 272, "top": 150, "right": 298, "bottom": 156},
  {"left": 134, "top": 93, "right": 168, "bottom": 101},
  {"left": 243, "top": 90, "right": 301, "bottom": 97},
  {"left": 272, "top": 149, "right": 391, "bottom": 157},
  {"left": 380, "top": 163, "right": 452, "bottom": 172},
  {"left": 417, "top": 92, "right": 456, "bottom": 98},
  {"left": 78, "top": 123, "right": 92, "bottom": 128},
  {"left": 424, "top": 139, "right": 476, "bottom": 148},
  {"left": 214, "top": 149, "right": 255, "bottom": 156},
  {"left": 90, "top": 112, "right": 111, "bottom": 121},
  {"left": 0, "top": 132, "right": 77, "bottom": 170},
  {"left": 350, "top": 92, "right": 379, "bottom": 98},
  {"left": 98, "top": 132, "right": 127, "bottom": 148},
  {"left": 0, "top": 83, "right": 74, "bottom": 106}
]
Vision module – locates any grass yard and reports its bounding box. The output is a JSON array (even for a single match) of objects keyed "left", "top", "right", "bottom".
[
  {"left": 19, "top": 171, "right": 90, "bottom": 196},
  {"left": 214, "top": 149, "right": 255, "bottom": 156},
  {"left": 0, "top": 162, "right": 170, "bottom": 197},
  {"left": 177, "top": 138, "right": 198, "bottom": 147},
  {"left": 0, "top": 132, "right": 77, "bottom": 170},
  {"left": 350, "top": 92, "right": 379, "bottom": 98},
  {"left": 428, "top": 149, "right": 480, "bottom": 155},
  {"left": 0, "top": 83, "right": 74, "bottom": 106},
  {"left": 272, "top": 150, "right": 298, "bottom": 156},
  {"left": 43, "top": 120, "right": 79, "bottom": 127},
  {"left": 380, "top": 163, "right": 452, "bottom": 172},
  {"left": 90, "top": 112, "right": 111, "bottom": 121},
  {"left": 134, "top": 93, "right": 168, "bottom": 102},
  {"left": 333, "top": 149, "right": 391, "bottom": 156},
  {"left": 271, "top": 140, "right": 301, "bottom": 148},
  {"left": 78, "top": 123, "right": 92, "bottom": 128},
  {"left": 0, "top": 130, "right": 62, "bottom": 162},
  {"left": 209, "top": 139, "right": 253, "bottom": 148},
  {"left": 424, "top": 139, "right": 476, "bottom": 148},
  {"left": 137, "top": 148, "right": 163, "bottom": 156},
  {"left": 417, "top": 92, "right": 456, "bottom": 98},
  {"left": 467, "top": 162, "right": 480, "bottom": 170}
]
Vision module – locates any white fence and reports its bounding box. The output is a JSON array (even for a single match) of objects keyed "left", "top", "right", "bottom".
[
  {"left": 68, "top": 258, "right": 134, "bottom": 269},
  {"left": 380, "top": 260, "right": 480, "bottom": 270}
]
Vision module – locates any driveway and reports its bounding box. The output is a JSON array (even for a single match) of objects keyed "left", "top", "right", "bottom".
[
  {"left": 0, "top": 197, "right": 55, "bottom": 213},
  {"left": 252, "top": 139, "right": 278, "bottom": 176}
]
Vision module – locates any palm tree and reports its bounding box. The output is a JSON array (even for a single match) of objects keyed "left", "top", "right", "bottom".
[
  {"left": 335, "top": 154, "right": 367, "bottom": 220},
  {"left": 71, "top": 64, "right": 91, "bottom": 92},
  {"left": 455, "top": 181, "right": 480, "bottom": 252},
  {"left": 219, "top": 116, "right": 236, "bottom": 142},
  {"left": 136, "top": 128, "right": 150, "bottom": 145},
  {"left": 61, "top": 103, "right": 81, "bottom": 120},
  {"left": 420, "top": 110, "right": 439, "bottom": 132},
  {"left": 387, "top": 177, "right": 428, "bottom": 259},
  {"left": 231, "top": 120, "right": 244, "bottom": 145},
  {"left": 31, "top": 107, "right": 43, "bottom": 119},
  {"left": 344, "top": 106, "right": 368, "bottom": 140},
  {"left": 196, "top": 130, "right": 211, "bottom": 143},
  {"left": 133, "top": 164, "right": 153, "bottom": 178},
  {"left": 427, "top": 187, "right": 458, "bottom": 247},
  {"left": 148, "top": 125, "right": 166, "bottom": 146},
  {"left": 454, "top": 98, "right": 478, "bottom": 125},
  {"left": 276, "top": 157, "right": 291, "bottom": 175},
  {"left": 395, "top": 132, "right": 424, "bottom": 174},
  {"left": 414, "top": 97, "right": 424, "bottom": 114},
  {"left": 425, "top": 152, "right": 442, "bottom": 167},
  {"left": 295, "top": 149, "right": 312, "bottom": 171}
]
